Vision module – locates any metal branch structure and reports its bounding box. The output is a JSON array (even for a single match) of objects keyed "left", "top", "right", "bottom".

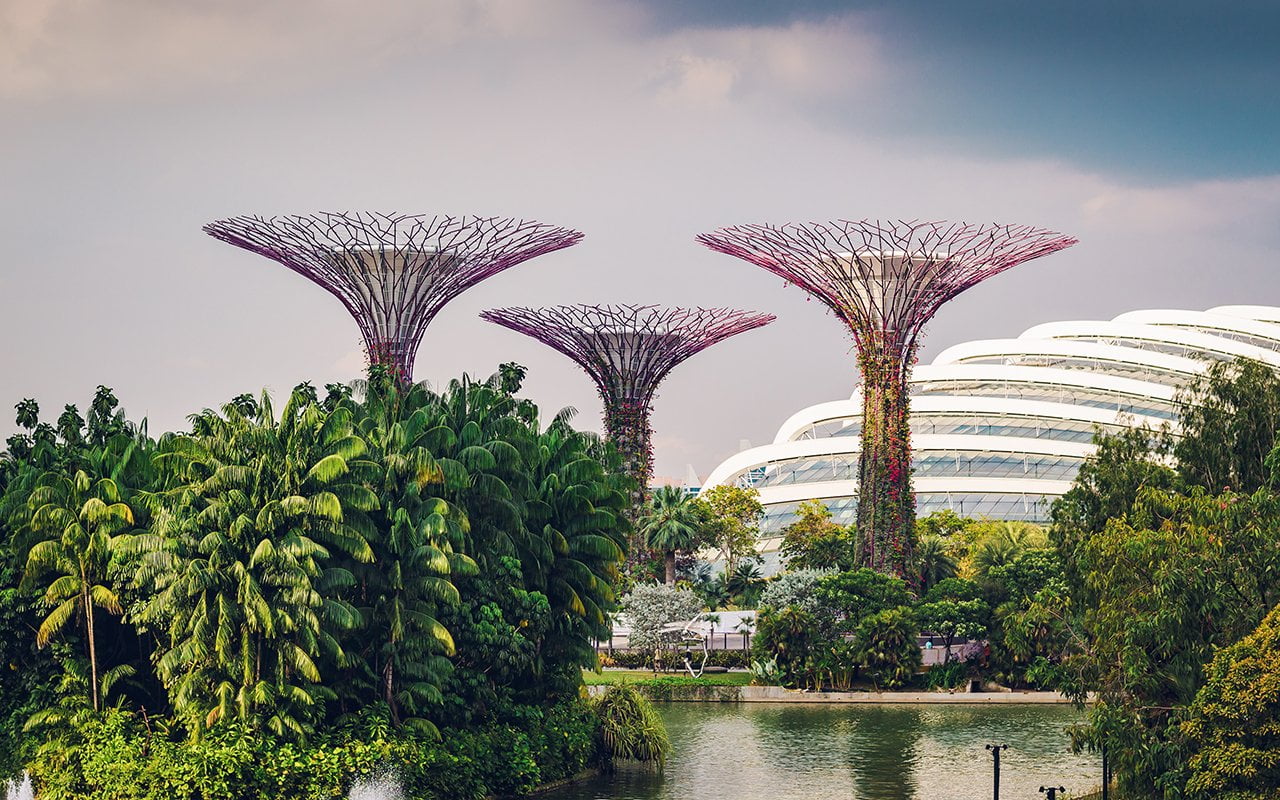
[
  {"left": 697, "top": 220, "right": 1077, "bottom": 579},
  {"left": 479, "top": 303, "right": 775, "bottom": 510},
  {"left": 204, "top": 212, "right": 583, "bottom": 381}
]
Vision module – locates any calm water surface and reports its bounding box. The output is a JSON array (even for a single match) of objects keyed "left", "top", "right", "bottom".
[{"left": 543, "top": 703, "right": 1097, "bottom": 800}]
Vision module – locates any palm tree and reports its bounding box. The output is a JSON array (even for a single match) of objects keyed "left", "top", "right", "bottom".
[
  {"left": 727, "top": 560, "right": 763, "bottom": 606},
  {"left": 137, "top": 388, "right": 376, "bottom": 738},
  {"left": 525, "top": 407, "right": 628, "bottom": 668},
  {"left": 350, "top": 377, "right": 470, "bottom": 731},
  {"left": 915, "top": 534, "right": 959, "bottom": 593},
  {"left": 22, "top": 470, "right": 135, "bottom": 711},
  {"left": 973, "top": 522, "right": 1048, "bottom": 578},
  {"left": 637, "top": 486, "right": 701, "bottom": 584}
]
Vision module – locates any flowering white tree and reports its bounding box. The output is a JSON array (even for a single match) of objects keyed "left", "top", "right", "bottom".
[{"left": 620, "top": 584, "right": 702, "bottom": 671}]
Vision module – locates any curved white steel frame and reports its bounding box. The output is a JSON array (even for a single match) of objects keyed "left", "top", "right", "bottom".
[{"left": 704, "top": 305, "right": 1280, "bottom": 552}]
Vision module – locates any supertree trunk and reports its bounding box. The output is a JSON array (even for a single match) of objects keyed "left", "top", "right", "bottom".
[
  {"left": 603, "top": 399, "right": 655, "bottom": 508},
  {"left": 604, "top": 399, "right": 656, "bottom": 569},
  {"left": 855, "top": 338, "right": 916, "bottom": 577}
]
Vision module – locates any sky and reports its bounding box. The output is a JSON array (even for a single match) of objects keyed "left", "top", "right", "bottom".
[{"left": 1, "top": 0, "right": 1278, "bottom": 480}]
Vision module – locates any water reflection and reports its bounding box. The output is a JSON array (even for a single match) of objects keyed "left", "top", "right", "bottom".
[
  {"left": 847, "top": 707, "right": 921, "bottom": 800},
  {"left": 539, "top": 703, "right": 1096, "bottom": 800}
]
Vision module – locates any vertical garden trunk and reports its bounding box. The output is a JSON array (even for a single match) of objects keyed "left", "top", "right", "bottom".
[
  {"left": 605, "top": 400, "right": 655, "bottom": 570},
  {"left": 855, "top": 343, "right": 916, "bottom": 580}
]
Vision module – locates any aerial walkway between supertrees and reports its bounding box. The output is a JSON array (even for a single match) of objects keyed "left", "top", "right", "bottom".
[
  {"left": 480, "top": 303, "right": 775, "bottom": 562},
  {"left": 203, "top": 212, "right": 583, "bottom": 382},
  {"left": 697, "top": 220, "right": 1076, "bottom": 580}
]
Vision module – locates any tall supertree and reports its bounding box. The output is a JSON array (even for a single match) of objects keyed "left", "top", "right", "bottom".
[
  {"left": 697, "top": 220, "right": 1077, "bottom": 579},
  {"left": 203, "top": 212, "right": 583, "bottom": 382},
  {"left": 479, "top": 303, "right": 775, "bottom": 513}
]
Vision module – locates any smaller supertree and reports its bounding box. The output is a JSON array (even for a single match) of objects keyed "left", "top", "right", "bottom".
[
  {"left": 479, "top": 304, "right": 775, "bottom": 509},
  {"left": 204, "top": 212, "right": 583, "bottom": 382}
]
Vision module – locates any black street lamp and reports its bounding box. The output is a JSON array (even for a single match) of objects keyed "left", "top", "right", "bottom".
[
  {"left": 1039, "top": 786, "right": 1067, "bottom": 799},
  {"left": 1101, "top": 745, "right": 1111, "bottom": 800},
  {"left": 985, "top": 744, "right": 1008, "bottom": 800}
]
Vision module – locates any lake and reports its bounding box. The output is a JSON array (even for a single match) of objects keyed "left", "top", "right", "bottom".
[{"left": 542, "top": 702, "right": 1099, "bottom": 800}]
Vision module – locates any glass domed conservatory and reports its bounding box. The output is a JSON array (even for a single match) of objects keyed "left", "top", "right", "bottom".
[{"left": 703, "top": 305, "right": 1280, "bottom": 556}]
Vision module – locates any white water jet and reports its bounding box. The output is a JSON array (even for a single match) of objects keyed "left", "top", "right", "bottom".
[
  {"left": 347, "top": 768, "right": 404, "bottom": 800},
  {"left": 4, "top": 773, "right": 33, "bottom": 800}
]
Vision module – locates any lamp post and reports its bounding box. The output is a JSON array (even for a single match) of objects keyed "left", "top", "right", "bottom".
[
  {"left": 1039, "top": 786, "right": 1066, "bottom": 799},
  {"left": 1101, "top": 744, "right": 1110, "bottom": 800},
  {"left": 985, "top": 744, "right": 1008, "bottom": 800}
]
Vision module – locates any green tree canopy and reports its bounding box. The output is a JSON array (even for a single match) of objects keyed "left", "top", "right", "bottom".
[
  {"left": 1182, "top": 601, "right": 1280, "bottom": 800},
  {"left": 779, "top": 499, "right": 855, "bottom": 571}
]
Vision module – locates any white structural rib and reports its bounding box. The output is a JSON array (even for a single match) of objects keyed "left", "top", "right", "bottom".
[{"left": 703, "top": 304, "right": 1280, "bottom": 544}]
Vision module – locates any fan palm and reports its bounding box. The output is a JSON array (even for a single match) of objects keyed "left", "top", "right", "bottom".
[{"left": 638, "top": 486, "right": 701, "bottom": 584}]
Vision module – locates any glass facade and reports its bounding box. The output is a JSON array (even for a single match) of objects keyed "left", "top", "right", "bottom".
[
  {"left": 759, "top": 492, "right": 1056, "bottom": 534},
  {"left": 739, "top": 449, "right": 1083, "bottom": 488},
  {"left": 914, "top": 380, "right": 1178, "bottom": 420},
  {"left": 1052, "top": 335, "right": 1229, "bottom": 362},
  {"left": 794, "top": 413, "right": 1119, "bottom": 444},
  {"left": 1157, "top": 324, "right": 1280, "bottom": 353},
  {"left": 955, "top": 355, "right": 1193, "bottom": 387}
]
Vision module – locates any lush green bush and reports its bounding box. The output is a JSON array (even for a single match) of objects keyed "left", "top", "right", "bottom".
[
  {"left": 752, "top": 606, "right": 820, "bottom": 689},
  {"left": 592, "top": 685, "right": 668, "bottom": 767},
  {"left": 1182, "top": 602, "right": 1280, "bottom": 799},
  {"left": 924, "top": 660, "right": 969, "bottom": 691},
  {"left": 26, "top": 701, "right": 600, "bottom": 800},
  {"left": 854, "top": 607, "right": 921, "bottom": 690}
]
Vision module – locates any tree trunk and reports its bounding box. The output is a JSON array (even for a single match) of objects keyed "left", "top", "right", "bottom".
[
  {"left": 384, "top": 653, "right": 401, "bottom": 727},
  {"left": 84, "top": 585, "right": 99, "bottom": 712},
  {"left": 664, "top": 550, "right": 677, "bottom": 584}
]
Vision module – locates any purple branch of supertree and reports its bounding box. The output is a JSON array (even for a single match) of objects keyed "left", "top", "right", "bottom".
[
  {"left": 478, "top": 304, "right": 775, "bottom": 410},
  {"left": 696, "top": 219, "right": 1076, "bottom": 357},
  {"left": 204, "top": 212, "right": 583, "bottom": 379}
]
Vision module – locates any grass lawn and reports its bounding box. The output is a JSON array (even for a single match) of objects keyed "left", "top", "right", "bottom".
[{"left": 582, "top": 669, "right": 755, "bottom": 687}]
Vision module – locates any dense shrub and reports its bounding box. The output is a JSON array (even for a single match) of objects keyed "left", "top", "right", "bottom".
[
  {"left": 855, "top": 607, "right": 921, "bottom": 690},
  {"left": 592, "top": 685, "right": 669, "bottom": 767},
  {"left": 26, "top": 701, "right": 600, "bottom": 800}
]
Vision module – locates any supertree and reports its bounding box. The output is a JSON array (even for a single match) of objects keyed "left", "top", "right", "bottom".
[
  {"left": 697, "top": 220, "right": 1077, "bottom": 579},
  {"left": 479, "top": 303, "right": 775, "bottom": 514},
  {"left": 203, "top": 212, "right": 583, "bottom": 382}
]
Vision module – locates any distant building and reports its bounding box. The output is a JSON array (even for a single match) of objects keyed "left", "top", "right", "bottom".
[{"left": 702, "top": 305, "right": 1280, "bottom": 557}]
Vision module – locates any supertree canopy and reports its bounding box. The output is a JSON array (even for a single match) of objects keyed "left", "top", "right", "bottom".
[
  {"left": 697, "top": 220, "right": 1077, "bottom": 579},
  {"left": 204, "top": 212, "right": 583, "bottom": 381},
  {"left": 479, "top": 303, "right": 775, "bottom": 507}
]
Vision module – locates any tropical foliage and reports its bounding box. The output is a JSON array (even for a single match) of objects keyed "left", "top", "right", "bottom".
[{"left": 0, "top": 367, "right": 631, "bottom": 796}]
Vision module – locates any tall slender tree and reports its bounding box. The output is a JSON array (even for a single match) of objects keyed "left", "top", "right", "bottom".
[{"left": 22, "top": 471, "right": 135, "bottom": 712}]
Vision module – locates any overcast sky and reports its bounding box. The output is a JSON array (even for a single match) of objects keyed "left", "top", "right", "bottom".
[{"left": 2, "top": 0, "right": 1278, "bottom": 480}]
